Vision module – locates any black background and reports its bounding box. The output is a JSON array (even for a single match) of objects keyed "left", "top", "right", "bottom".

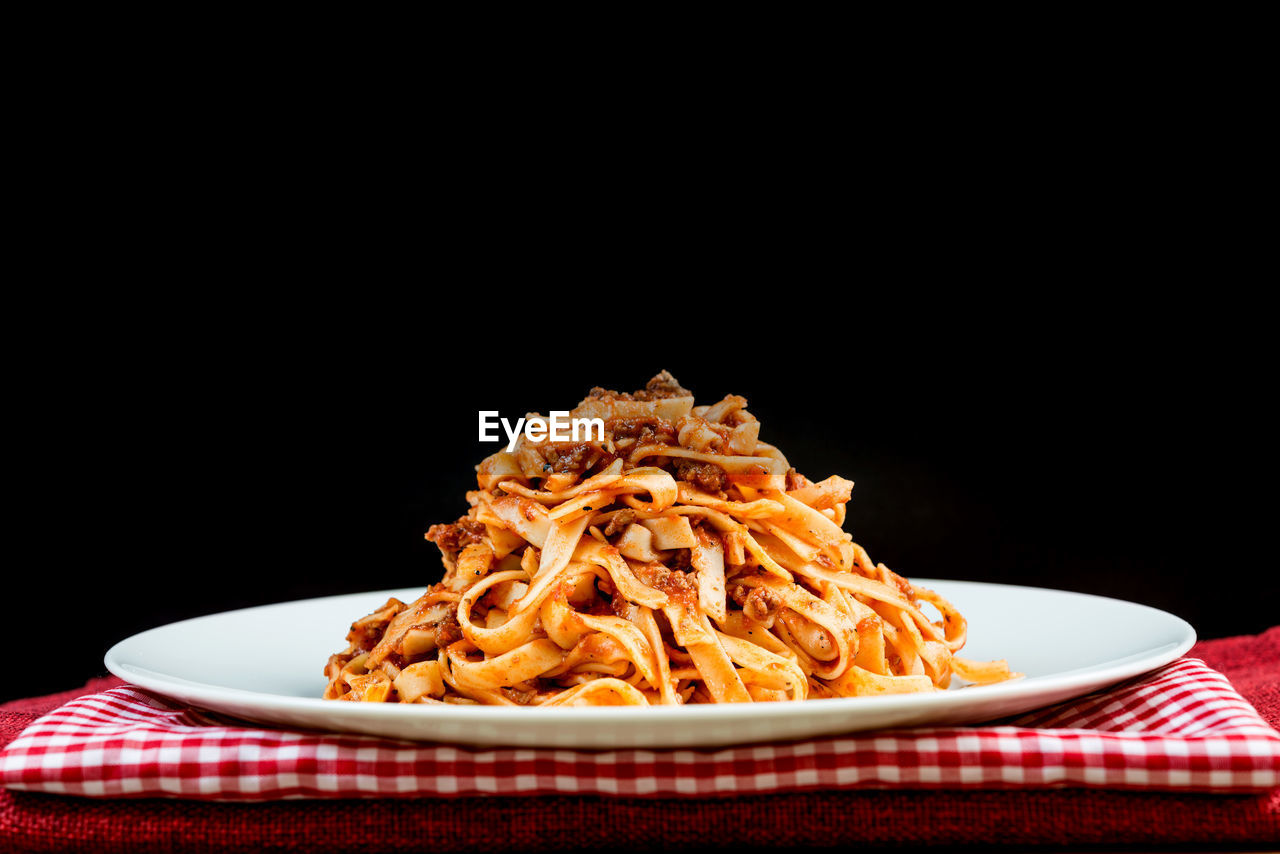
[{"left": 11, "top": 308, "right": 1269, "bottom": 703}]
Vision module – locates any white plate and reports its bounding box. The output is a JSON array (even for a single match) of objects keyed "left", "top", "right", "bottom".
[{"left": 105, "top": 581, "right": 1195, "bottom": 749}]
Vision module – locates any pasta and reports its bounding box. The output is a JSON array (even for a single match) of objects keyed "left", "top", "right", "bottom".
[{"left": 323, "top": 372, "right": 1018, "bottom": 706}]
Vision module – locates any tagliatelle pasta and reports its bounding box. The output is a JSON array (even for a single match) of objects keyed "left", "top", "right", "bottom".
[{"left": 323, "top": 372, "right": 1018, "bottom": 706}]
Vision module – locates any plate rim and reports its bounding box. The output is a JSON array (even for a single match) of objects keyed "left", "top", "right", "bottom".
[{"left": 104, "top": 579, "right": 1197, "bottom": 724}]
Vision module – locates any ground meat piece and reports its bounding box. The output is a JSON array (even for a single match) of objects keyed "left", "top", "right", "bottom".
[
  {"left": 638, "top": 423, "right": 677, "bottom": 447},
  {"left": 635, "top": 562, "right": 698, "bottom": 609},
  {"left": 607, "top": 417, "right": 653, "bottom": 438},
  {"left": 433, "top": 612, "right": 463, "bottom": 648},
  {"left": 502, "top": 686, "right": 537, "bottom": 706},
  {"left": 542, "top": 442, "right": 597, "bottom": 474},
  {"left": 632, "top": 370, "right": 691, "bottom": 401},
  {"left": 742, "top": 587, "right": 783, "bottom": 624},
  {"left": 587, "top": 386, "right": 640, "bottom": 402},
  {"left": 425, "top": 519, "right": 486, "bottom": 555},
  {"left": 610, "top": 595, "right": 634, "bottom": 619},
  {"left": 588, "top": 386, "right": 626, "bottom": 400},
  {"left": 606, "top": 417, "right": 677, "bottom": 445},
  {"left": 675, "top": 459, "right": 728, "bottom": 493},
  {"left": 603, "top": 509, "right": 637, "bottom": 537}
]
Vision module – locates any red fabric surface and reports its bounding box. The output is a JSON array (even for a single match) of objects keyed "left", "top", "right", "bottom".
[
  {"left": 2, "top": 628, "right": 1277, "bottom": 851},
  {"left": 4, "top": 659, "right": 1278, "bottom": 800}
]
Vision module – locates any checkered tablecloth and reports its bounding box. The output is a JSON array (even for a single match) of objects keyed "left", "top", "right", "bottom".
[{"left": 1, "top": 657, "right": 1277, "bottom": 801}]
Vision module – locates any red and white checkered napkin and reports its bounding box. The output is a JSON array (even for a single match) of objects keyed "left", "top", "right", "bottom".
[{"left": 2, "top": 658, "right": 1278, "bottom": 801}]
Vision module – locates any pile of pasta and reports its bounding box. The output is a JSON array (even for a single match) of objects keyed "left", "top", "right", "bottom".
[{"left": 323, "top": 372, "right": 1017, "bottom": 706}]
